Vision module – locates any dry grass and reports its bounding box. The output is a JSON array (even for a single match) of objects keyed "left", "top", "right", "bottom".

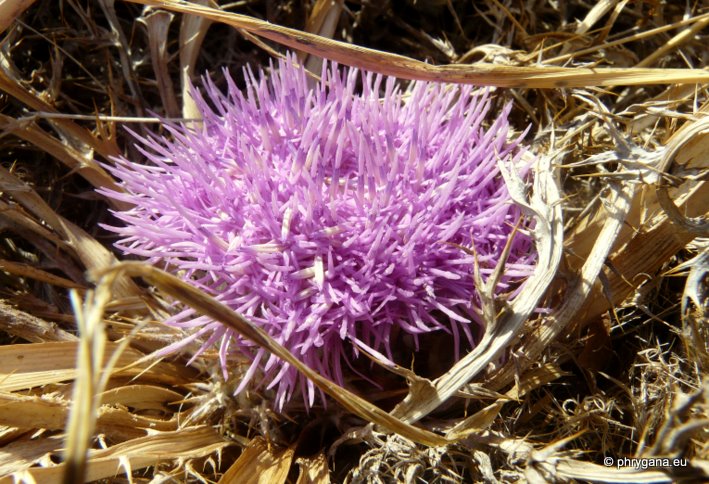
[{"left": 0, "top": 0, "right": 707, "bottom": 482}]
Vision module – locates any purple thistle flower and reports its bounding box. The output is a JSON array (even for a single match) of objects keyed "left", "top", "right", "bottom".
[{"left": 100, "top": 54, "right": 536, "bottom": 410}]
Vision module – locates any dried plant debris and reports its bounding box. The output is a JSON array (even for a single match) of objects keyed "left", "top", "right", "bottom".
[{"left": 1, "top": 0, "right": 707, "bottom": 482}]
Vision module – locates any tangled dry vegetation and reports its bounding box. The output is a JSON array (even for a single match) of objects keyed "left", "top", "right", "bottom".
[{"left": 0, "top": 0, "right": 707, "bottom": 482}]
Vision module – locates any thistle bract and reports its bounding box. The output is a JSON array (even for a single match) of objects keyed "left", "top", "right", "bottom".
[{"left": 101, "top": 55, "right": 536, "bottom": 410}]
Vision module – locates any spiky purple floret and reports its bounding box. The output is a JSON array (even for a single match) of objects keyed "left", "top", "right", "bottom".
[{"left": 100, "top": 54, "right": 536, "bottom": 410}]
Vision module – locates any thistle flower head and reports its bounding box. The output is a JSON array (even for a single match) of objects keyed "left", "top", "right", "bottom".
[{"left": 100, "top": 54, "right": 536, "bottom": 410}]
